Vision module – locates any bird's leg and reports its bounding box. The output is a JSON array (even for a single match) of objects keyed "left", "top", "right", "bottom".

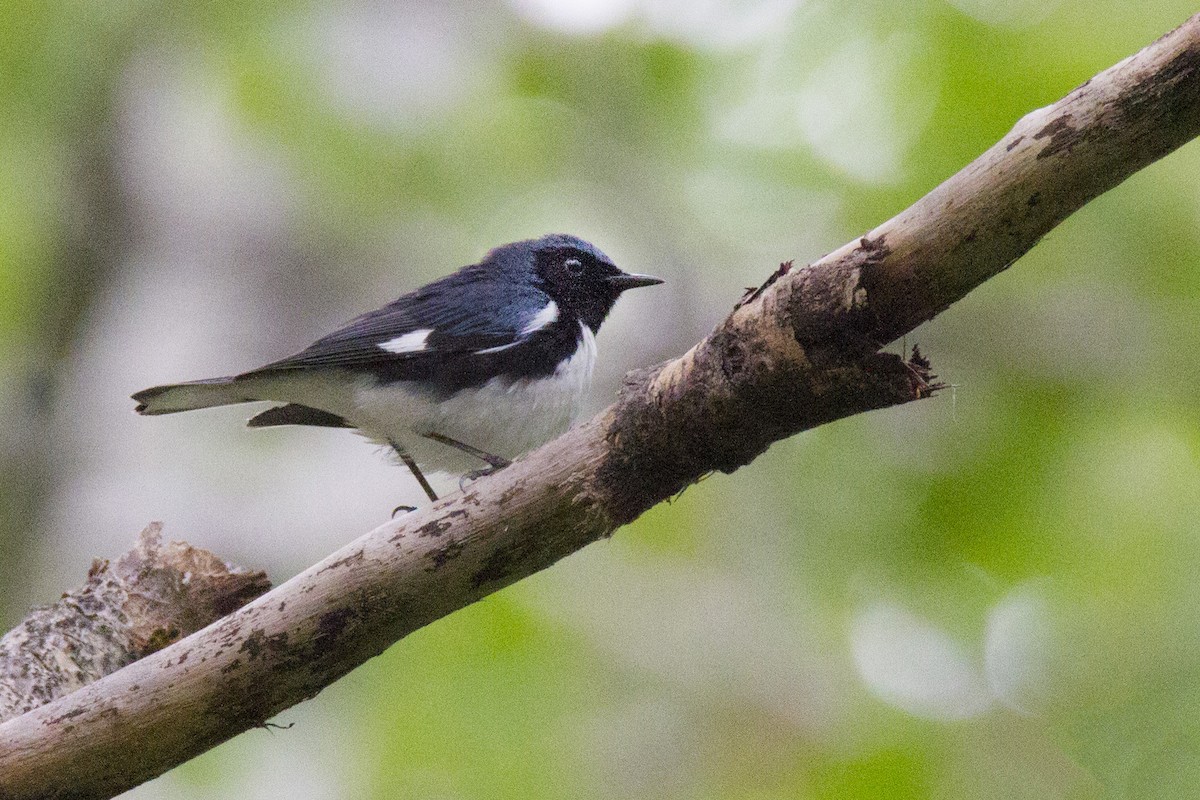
[
  {"left": 423, "top": 432, "right": 512, "bottom": 490},
  {"left": 389, "top": 439, "right": 438, "bottom": 504},
  {"left": 424, "top": 433, "right": 511, "bottom": 469}
]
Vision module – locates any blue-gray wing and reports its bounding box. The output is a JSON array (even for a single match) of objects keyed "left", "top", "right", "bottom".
[{"left": 246, "top": 273, "right": 557, "bottom": 389}]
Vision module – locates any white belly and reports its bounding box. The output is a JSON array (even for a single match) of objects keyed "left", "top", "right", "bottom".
[{"left": 349, "top": 324, "right": 597, "bottom": 474}]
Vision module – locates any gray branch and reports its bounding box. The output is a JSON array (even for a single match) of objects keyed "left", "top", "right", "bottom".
[{"left": 2, "top": 12, "right": 1199, "bottom": 799}]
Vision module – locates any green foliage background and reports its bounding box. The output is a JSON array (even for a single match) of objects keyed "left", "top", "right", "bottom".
[{"left": 3, "top": 1, "right": 1200, "bottom": 797}]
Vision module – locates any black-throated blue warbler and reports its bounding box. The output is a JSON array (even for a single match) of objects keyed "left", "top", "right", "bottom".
[{"left": 132, "top": 234, "right": 662, "bottom": 502}]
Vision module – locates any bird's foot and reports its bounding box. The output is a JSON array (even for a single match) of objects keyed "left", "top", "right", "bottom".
[
  {"left": 391, "top": 504, "right": 417, "bottom": 518},
  {"left": 458, "top": 462, "right": 509, "bottom": 492}
]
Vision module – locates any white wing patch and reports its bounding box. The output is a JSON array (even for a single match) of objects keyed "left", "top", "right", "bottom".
[
  {"left": 476, "top": 300, "right": 559, "bottom": 355},
  {"left": 521, "top": 300, "right": 559, "bottom": 336},
  {"left": 379, "top": 329, "right": 432, "bottom": 354}
]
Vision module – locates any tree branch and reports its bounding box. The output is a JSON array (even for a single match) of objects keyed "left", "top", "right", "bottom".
[
  {"left": 3, "top": 13, "right": 1200, "bottom": 799},
  {"left": 0, "top": 524, "right": 269, "bottom": 723}
]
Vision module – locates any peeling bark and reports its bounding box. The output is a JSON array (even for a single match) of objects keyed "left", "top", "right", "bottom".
[{"left": 0, "top": 524, "right": 269, "bottom": 723}]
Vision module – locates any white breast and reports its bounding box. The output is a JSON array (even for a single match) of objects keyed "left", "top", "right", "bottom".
[{"left": 350, "top": 322, "right": 598, "bottom": 474}]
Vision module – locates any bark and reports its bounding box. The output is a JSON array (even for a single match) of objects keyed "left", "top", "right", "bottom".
[
  {"left": 2, "top": 12, "right": 1200, "bottom": 799},
  {"left": 0, "top": 524, "right": 269, "bottom": 723}
]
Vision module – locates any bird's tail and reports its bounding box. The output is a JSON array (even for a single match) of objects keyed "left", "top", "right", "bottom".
[{"left": 132, "top": 376, "right": 257, "bottom": 415}]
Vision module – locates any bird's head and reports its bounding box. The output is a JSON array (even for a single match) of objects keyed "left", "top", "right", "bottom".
[{"left": 485, "top": 234, "right": 662, "bottom": 332}]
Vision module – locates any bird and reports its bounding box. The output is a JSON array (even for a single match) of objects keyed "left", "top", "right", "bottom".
[{"left": 132, "top": 234, "right": 663, "bottom": 503}]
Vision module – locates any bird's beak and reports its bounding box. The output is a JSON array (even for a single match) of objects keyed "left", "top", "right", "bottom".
[{"left": 608, "top": 272, "right": 664, "bottom": 291}]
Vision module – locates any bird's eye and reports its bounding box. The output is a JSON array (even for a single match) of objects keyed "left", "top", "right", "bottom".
[{"left": 563, "top": 258, "right": 584, "bottom": 275}]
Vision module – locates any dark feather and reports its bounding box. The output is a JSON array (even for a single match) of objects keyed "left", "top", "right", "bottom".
[
  {"left": 246, "top": 404, "right": 351, "bottom": 429},
  {"left": 253, "top": 269, "right": 549, "bottom": 373},
  {"left": 242, "top": 263, "right": 582, "bottom": 394},
  {"left": 227, "top": 235, "right": 633, "bottom": 395}
]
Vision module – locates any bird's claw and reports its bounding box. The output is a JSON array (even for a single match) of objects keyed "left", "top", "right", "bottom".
[
  {"left": 391, "top": 504, "right": 416, "bottom": 518},
  {"left": 458, "top": 464, "right": 506, "bottom": 492}
]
